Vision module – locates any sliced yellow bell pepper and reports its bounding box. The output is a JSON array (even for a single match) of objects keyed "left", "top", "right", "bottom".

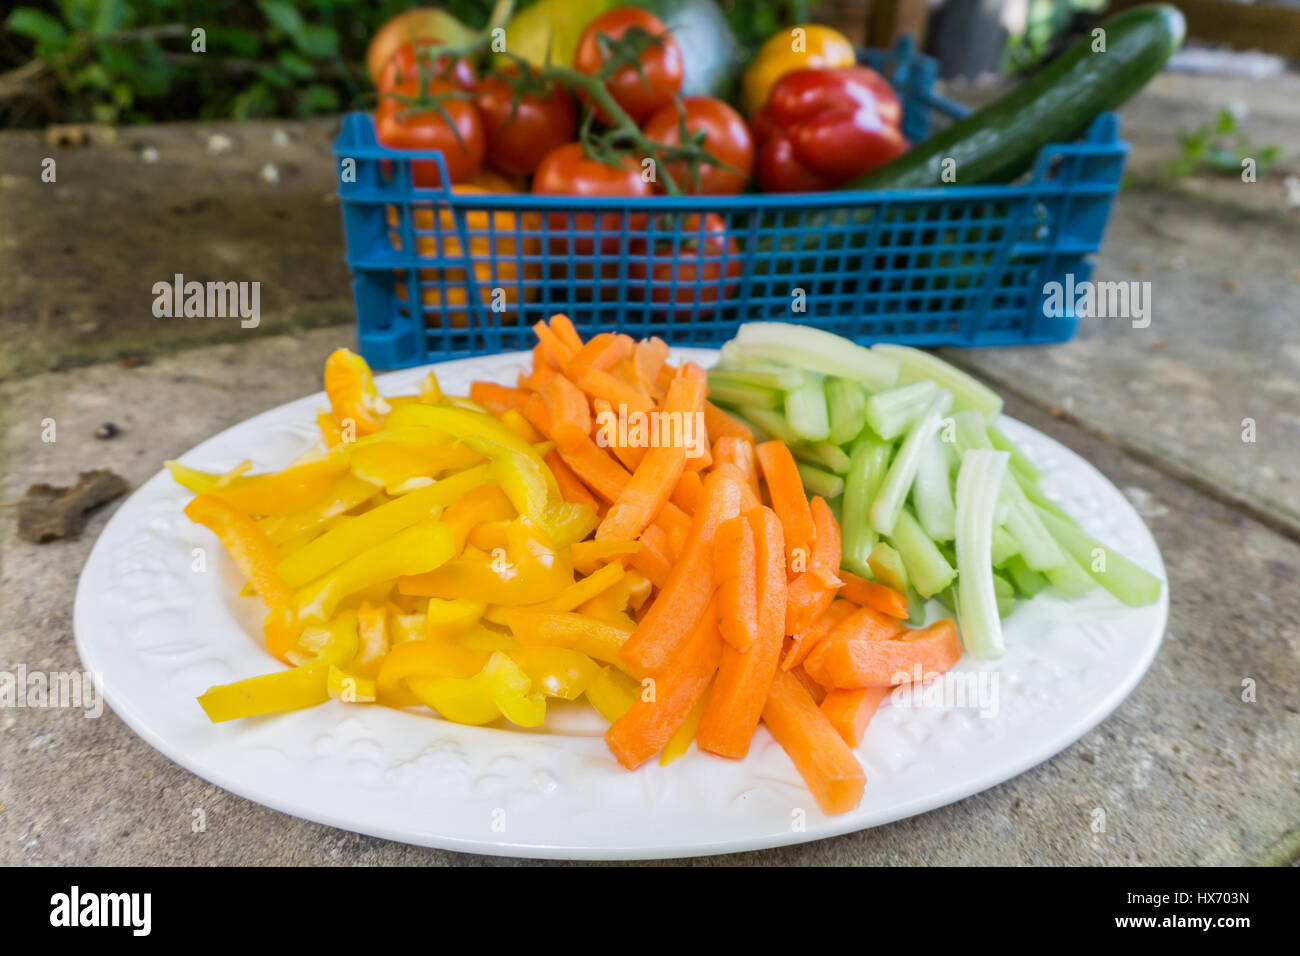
[
  {"left": 586, "top": 665, "right": 640, "bottom": 723},
  {"left": 324, "top": 348, "right": 391, "bottom": 436},
  {"left": 456, "top": 627, "right": 517, "bottom": 652},
  {"left": 407, "top": 651, "right": 545, "bottom": 727},
  {"left": 349, "top": 441, "right": 483, "bottom": 491},
  {"left": 444, "top": 484, "right": 518, "bottom": 552},
  {"left": 257, "top": 473, "right": 379, "bottom": 546},
  {"left": 399, "top": 517, "right": 574, "bottom": 606},
  {"left": 376, "top": 640, "right": 489, "bottom": 708},
  {"left": 352, "top": 600, "right": 390, "bottom": 679},
  {"left": 505, "top": 609, "right": 633, "bottom": 673},
  {"left": 425, "top": 598, "right": 486, "bottom": 640},
  {"left": 535, "top": 560, "right": 626, "bottom": 612},
  {"left": 507, "top": 646, "right": 600, "bottom": 701},
  {"left": 660, "top": 682, "right": 711, "bottom": 766},
  {"left": 327, "top": 665, "right": 377, "bottom": 703}
]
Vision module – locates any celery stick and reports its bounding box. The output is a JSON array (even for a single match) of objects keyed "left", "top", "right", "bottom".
[
  {"left": 785, "top": 373, "right": 831, "bottom": 441},
  {"left": 863, "top": 380, "right": 939, "bottom": 441},
  {"left": 1014, "top": 470, "right": 1071, "bottom": 521},
  {"left": 912, "top": 429, "right": 956, "bottom": 541},
  {"left": 1044, "top": 550, "right": 1097, "bottom": 598},
  {"left": 826, "top": 377, "right": 867, "bottom": 446},
  {"left": 793, "top": 441, "right": 851, "bottom": 475},
  {"left": 869, "top": 390, "right": 952, "bottom": 537},
  {"left": 1035, "top": 506, "right": 1163, "bottom": 607},
  {"left": 797, "top": 462, "right": 844, "bottom": 499},
  {"left": 993, "top": 572, "right": 1014, "bottom": 599},
  {"left": 708, "top": 366, "right": 803, "bottom": 392},
  {"left": 997, "top": 594, "right": 1018, "bottom": 618},
  {"left": 735, "top": 404, "right": 800, "bottom": 444},
  {"left": 988, "top": 424, "right": 1043, "bottom": 483},
  {"left": 733, "top": 322, "right": 901, "bottom": 390},
  {"left": 951, "top": 409, "right": 993, "bottom": 455},
  {"left": 886, "top": 507, "right": 956, "bottom": 597},
  {"left": 1002, "top": 497, "right": 1066, "bottom": 571},
  {"left": 707, "top": 380, "right": 782, "bottom": 409},
  {"left": 871, "top": 343, "right": 1003, "bottom": 421},
  {"left": 990, "top": 525, "right": 1020, "bottom": 567},
  {"left": 867, "top": 542, "right": 910, "bottom": 594},
  {"left": 841, "top": 435, "right": 892, "bottom": 576},
  {"left": 1003, "top": 555, "right": 1048, "bottom": 598},
  {"left": 955, "top": 449, "right": 1010, "bottom": 656}
]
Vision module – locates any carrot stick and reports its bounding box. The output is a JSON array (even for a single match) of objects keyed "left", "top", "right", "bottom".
[
  {"left": 785, "top": 496, "right": 844, "bottom": 635},
  {"left": 631, "top": 524, "right": 674, "bottom": 589},
  {"left": 541, "top": 373, "right": 592, "bottom": 451},
  {"left": 790, "top": 656, "right": 827, "bottom": 705},
  {"left": 533, "top": 320, "right": 578, "bottom": 367},
  {"left": 670, "top": 468, "right": 703, "bottom": 514},
  {"left": 596, "top": 376, "right": 703, "bottom": 542},
  {"left": 572, "top": 364, "right": 655, "bottom": 416},
  {"left": 545, "top": 450, "right": 599, "bottom": 511},
  {"left": 837, "top": 571, "right": 910, "bottom": 619},
  {"left": 704, "top": 401, "right": 754, "bottom": 442},
  {"left": 755, "top": 441, "right": 816, "bottom": 568},
  {"left": 634, "top": 337, "right": 669, "bottom": 398},
  {"left": 564, "top": 332, "right": 633, "bottom": 376},
  {"left": 714, "top": 515, "right": 758, "bottom": 652},
  {"left": 711, "top": 462, "right": 761, "bottom": 512},
  {"left": 521, "top": 392, "right": 554, "bottom": 439},
  {"left": 548, "top": 313, "right": 584, "bottom": 352},
  {"left": 714, "top": 436, "right": 760, "bottom": 497},
  {"left": 519, "top": 361, "right": 557, "bottom": 393},
  {"left": 821, "top": 686, "right": 890, "bottom": 748},
  {"left": 469, "top": 381, "right": 529, "bottom": 414},
  {"left": 804, "top": 618, "right": 959, "bottom": 690},
  {"left": 762, "top": 668, "right": 866, "bottom": 815},
  {"left": 782, "top": 598, "right": 856, "bottom": 672},
  {"left": 591, "top": 397, "right": 645, "bottom": 471},
  {"left": 605, "top": 597, "right": 725, "bottom": 769},
  {"left": 697, "top": 506, "right": 787, "bottom": 758},
  {"left": 558, "top": 435, "right": 632, "bottom": 503},
  {"left": 660, "top": 680, "right": 710, "bottom": 766},
  {"left": 618, "top": 468, "right": 744, "bottom": 676}
]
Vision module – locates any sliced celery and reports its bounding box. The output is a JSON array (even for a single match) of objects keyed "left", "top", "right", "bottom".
[
  {"left": 863, "top": 380, "right": 939, "bottom": 441},
  {"left": 954, "top": 449, "right": 1010, "bottom": 657},
  {"left": 871, "top": 343, "right": 1003, "bottom": 421},
  {"left": 988, "top": 424, "right": 1043, "bottom": 484},
  {"left": 797, "top": 462, "right": 844, "bottom": 499},
  {"left": 1003, "top": 555, "right": 1049, "bottom": 599},
  {"left": 707, "top": 380, "right": 782, "bottom": 409},
  {"left": 735, "top": 405, "right": 800, "bottom": 444},
  {"left": 826, "top": 377, "right": 867, "bottom": 446},
  {"left": 1035, "top": 506, "right": 1163, "bottom": 607},
  {"left": 707, "top": 365, "right": 803, "bottom": 392},
  {"left": 793, "top": 441, "right": 852, "bottom": 475},
  {"left": 867, "top": 541, "right": 910, "bottom": 594},
  {"left": 733, "top": 322, "right": 901, "bottom": 390},
  {"left": 1015, "top": 470, "right": 1071, "bottom": 521},
  {"left": 911, "top": 429, "right": 956, "bottom": 542},
  {"left": 990, "top": 525, "right": 1020, "bottom": 567},
  {"left": 1002, "top": 497, "right": 1066, "bottom": 571},
  {"left": 886, "top": 507, "right": 956, "bottom": 598},
  {"left": 841, "top": 435, "right": 892, "bottom": 576},
  {"left": 869, "top": 390, "right": 952, "bottom": 537},
  {"left": 784, "top": 373, "right": 831, "bottom": 441},
  {"left": 951, "top": 409, "right": 993, "bottom": 455},
  {"left": 1044, "top": 550, "right": 1097, "bottom": 598},
  {"left": 997, "top": 594, "right": 1018, "bottom": 619}
]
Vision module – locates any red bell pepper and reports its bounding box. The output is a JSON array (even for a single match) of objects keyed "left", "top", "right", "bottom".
[{"left": 750, "top": 67, "right": 907, "bottom": 193}]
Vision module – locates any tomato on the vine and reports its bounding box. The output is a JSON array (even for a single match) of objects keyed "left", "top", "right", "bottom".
[
  {"left": 375, "top": 40, "right": 477, "bottom": 94},
  {"left": 574, "top": 8, "right": 683, "bottom": 124},
  {"left": 375, "top": 49, "right": 484, "bottom": 187},
  {"left": 476, "top": 66, "right": 579, "bottom": 177},
  {"left": 532, "top": 142, "right": 652, "bottom": 256},
  {"left": 641, "top": 97, "right": 754, "bottom": 194},
  {"left": 632, "top": 213, "right": 740, "bottom": 316}
]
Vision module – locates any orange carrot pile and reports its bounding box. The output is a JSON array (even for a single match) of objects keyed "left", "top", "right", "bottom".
[{"left": 468, "top": 317, "right": 967, "bottom": 817}]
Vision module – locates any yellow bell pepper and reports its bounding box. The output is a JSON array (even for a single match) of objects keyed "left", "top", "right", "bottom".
[
  {"left": 741, "top": 24, "right": 857, "bottom": 115},
  {"left": 389, "top": 610, "right": 429, "bottom": 645},
  {"left": 256, "top": 474, "right": 379, "bottom": 546},
  {"left": 585, "top": 665, "right": 640, "bottom": 723},
  {"left": 171, "top": 455, "right": 351, "bottom": 517},
  {"left": 295, "top": 520, "right": 454, "bottom": 622},
  {"left": 197, "top": 610, "right": 359, "bottom": 722},
  {"left": 507, "top": 646, "right": 600, "bottom": 701},
  {"left": 407, "top": 651, "right": 545, "bottom": 727},
  {"left": 457, "top": 627, "right": 517, "bottom": 652},
  {"left": 505, "top": 609, "right": 633, "bottom": 673},
  {"left": 327, "top": 665, "right": 377, "bottom": 703},
  {"left": 324, "top": 348, "right": 390, "bottom": 436},
  {"left": 376, "top": 640, "right": 489, "bottom": 708},
  {"left": 660, "top": 683, "right": 710, "bottom": 766},
  {"left": 535, "top": 560, "right": 626, "bottom": 612},
  {"left": 426, "top": 598, "right": 487, "bottom": 640},
  {"left": 349, "top": 441, "right": 483, "bottom": 491},
  {"left": 444, "top": 484, "right": 518, "bottom": 552},
  {"left": 352, "top": 600, "right": 390, "bottom": 678}
]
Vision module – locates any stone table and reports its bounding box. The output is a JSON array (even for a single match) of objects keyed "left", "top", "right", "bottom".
[{"left": 1, "top": 71, "right": 1297, "bottom": 865}]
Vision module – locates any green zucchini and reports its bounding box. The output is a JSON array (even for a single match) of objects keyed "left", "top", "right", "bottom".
[{"left": 855, "top": 4, "right": 1185, "bottom": 189}]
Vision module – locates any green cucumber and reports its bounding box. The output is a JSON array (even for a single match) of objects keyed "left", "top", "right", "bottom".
[{"left": 854, "top": 5, "right": 1185, "bottom": 189}]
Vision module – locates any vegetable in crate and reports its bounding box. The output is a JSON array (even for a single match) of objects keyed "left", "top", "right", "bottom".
[
  {"left": 750, "top": 67, "right": 907, "bottom": 193},
  {"left": 574, "top": 7, "right": 684, "bottom": 123},
  {"left": 741, "top": 24, "right": 857, "bottom": 115},
  {"left": 476, "top": 65, "right": 579, "bottom": 177},
  {"left": 630, "top": 213, "right": 740, "bottom": 315},
  {"left": 628, "top": 0, "right": 744, "bottom": 101},
  {"left": 374, "top": 48, "right": 485, "bottom": 186},
  {"left": 640, "top": 97, "right": 754, "bottom": 194},
  {"left": 531, "top": 144, "right": 652, "bottom": 255},
  {"left": 366, "top": 8, "right": 478, "bottom": 86}
]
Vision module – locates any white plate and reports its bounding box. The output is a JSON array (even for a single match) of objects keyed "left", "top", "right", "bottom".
[{"left": 75, "top": 348, "right": 1168, "bottom": 860}]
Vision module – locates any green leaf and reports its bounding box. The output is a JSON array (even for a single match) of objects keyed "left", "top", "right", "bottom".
[
  {"left": 258, "top": 0, "right": 304, "bottom": 37},
  {"left": 208, "top": 26, "right": 261, "bottom": 57},
  {"left": 6, "top": 8, "right": 69, "bottom": 49},
  {"left": 293, "top": 24, "right": 339, "bottom": 59},
  {"left": 278, "top": 50, "right": 314, "bottom": 79},
  {"left": 91, "top": 0, "right": 127, "bottom": 37},
  {"left": 232, "top": 82, "right": 276, "bottom": 120},
  {"left": 297, "top": 83, "right": 340, "bottom": 116},
  {"left": 257, "top": 63, "right": 291, "bottom": 89}
]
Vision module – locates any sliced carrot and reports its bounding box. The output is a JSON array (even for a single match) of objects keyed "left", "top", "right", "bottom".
[
  {"left": 592, "top": 396, "right": 645, "bottom": 471},
  {"left": 821, "top": 686, "right": 890, "bottom": 748},
  {"left": 711, "top": 462, "right": 762, "bottom": 512},
  {"left": 631, "top": 523, "right": 674, "bottom": 589},
  {"left": 533, "top": 320, "right": 578, "bottom": 368},
  {"left": 604, "top": 597, "right": 724, "bottom": 770},
  {"left": 545, "top": 450, "right": 599, "bottom": 511},
  {"left": 684, "top": 434, "right": 711, "bottom": 473},
  {"left": 520, "top": 392, "right": 554, "bottom": 440},
  {"left": 469, "top": 381, "right": 529, "bottom": 414},
  {"left": 634, "top": 337, "right": 669, "bottom": 398},
  {"left": 519, "top": 360, "right": 557, "bottom": 393},
  {"left": 619, "top": 468, "right": 744, "bottom": 677},
  {"left": 804, "top": 618, "right": 960, "bottom": 690},
  {"left": 755, "top": 440, "right": 816, "bottom": 568},
  {"left": 653, "top": 503, "right": 693, "bottom": 553},
  {"left": 788, "top": 651, "right": 827, "bottom": 705},
  {"left": 714, "top": 515, "right": 758, "bottom": 652},
  {"left": 548, "top": 313, "right": 584, "bottom": 352},
  {"left": 837, "top": 571, "right": 910, "bottom": 619},
  {"left": 670, "top": 468, "right": 703, "bottom": 515},
  {"left": 697, "top": 506, "right": 787, "bottom": 759},
  {"left": 540, "top": 373, "right": 591, "bottom": 451},
  {"left": 704, "top": 401, "right": 754, "bottom": 443},
  {"left": 761, "top": 668, "right": 866, "bottom": 816},
  {"left": 530, "top": 341, "right": 552, "bottom": 372},
  {"left": 783, "top": 598, "right": 856, "bottom": 672},
  {"left": 571, "top": 364, "right": 656, "bottom": 416},
  {"left": 558, "top": 435, "right": 631, "bottom": 503},
  {"left": 596, "top": 376, "right": 703, "bottom": 542},
  {"left": 564, "top": 332, "right": 633, "bottom": 376},
  {"left": 784, "top": 496, "right": 844, "bottom": 635},
  {"left": 713, "top": 436, "right": 760, "bottom": 497}
]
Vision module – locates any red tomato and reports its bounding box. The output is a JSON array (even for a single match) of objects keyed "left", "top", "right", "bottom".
[
  {"left": 375, "top": 39, "right": 476, "bottom": 94},
  {"left": 476, "top": 67, "right": 578, "bottom": 177},
  {"left": 375, "top": 68, "right": 484, "bottom": 187},
  {"left": 632, "top": 213, "right": 740, "bottom": 316},
  {"left": 532, "top": 143, "right": 653, "bottom": 257},
  {"left": 641, "top": 97, "right": 754, "bottom": 194},
  {"left": 574, "top": 8, "right": 683, "bottom": 124}
]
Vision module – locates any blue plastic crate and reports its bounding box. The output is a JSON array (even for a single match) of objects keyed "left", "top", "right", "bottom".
[{"left": 333, "top": 36, "right": 1128, "bottom": 369}]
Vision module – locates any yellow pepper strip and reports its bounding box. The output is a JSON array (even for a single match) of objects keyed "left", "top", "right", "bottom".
[
  {"left": 166, "top": 458, "right": 253, "bottom": 494},
  {"left": 543, "top": 500, "right": 599, "bottom": 548},
  {"left": 504, "top": 609, "right": 633, "bottom": 673},
  {"left": 444, "top": 484, "right": 517, "bottom": 552},
  {"left": 571, "top": 540, "right": 641, "bottom": 576},
  {"left": 660, "top": 681, "right": 712, "bottom": 766},
  {"left": 324, "top": 348, "right": 391, "bottom": 436},
  {"left": 398, "top": 517, "right": 574, "bottom": 606},
  {"left": 499, "top": 408, "right": 542, "bottom": 443},
  {"left": 408, "top": 651, "right": 545, "bottom": 727},
  {"left": 466, "top": 519, "right": 513, "bottom": 553},
  {"left": 197, "top": 609, "right": 358, "bottom": 722},
  {"left": 352, "top": 600, "right": 390, "bottom": 679},
  {"left": 375, "top": 640, "right": 489, "bottom": 708},
  {"left": 534, "top": 560, "right": 626, "bottom": 613},
  {"left": 457, "top": 627, "right": 517, "bottom": 652},
  {"left": 426, "top": 598, "right": 486, "bottom": 640},
  {"left": 577, "top": 570, "right": 653, "bottom": 624},
  {"left": 327, "top": 665, "right": 377, "bottom": 703},
  {"left": 183, "top": 494, "right": 300, "bottom": 663},
  {"left": 586, "top": 665, "right": 640, "bottom": 723},
  {"left": 388, "top": 608, "right": 428, "bottom": 645},
  {"left": 257, "top": 474, "right": 379, "bottom": 546},
  {"left": 349, "top": 441, "right": 483, "bottom": 491},
  {"left": 276, "top": 464, "right": 489, "bottom": 587},
  {"left": 295, "top": 520, "right": 454, "bottom": 622},
  {"left": 420, "top": 370, "right": 443, "bottom": 403},
  {"left": 317, "top": 410, "right": 344, "bottom": 448},
  {"left": 201, "top": 456, "right": 353, "bottom": 517},
  {"left": 507, "top": 646, "right": 600, "bottom": 701}
]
